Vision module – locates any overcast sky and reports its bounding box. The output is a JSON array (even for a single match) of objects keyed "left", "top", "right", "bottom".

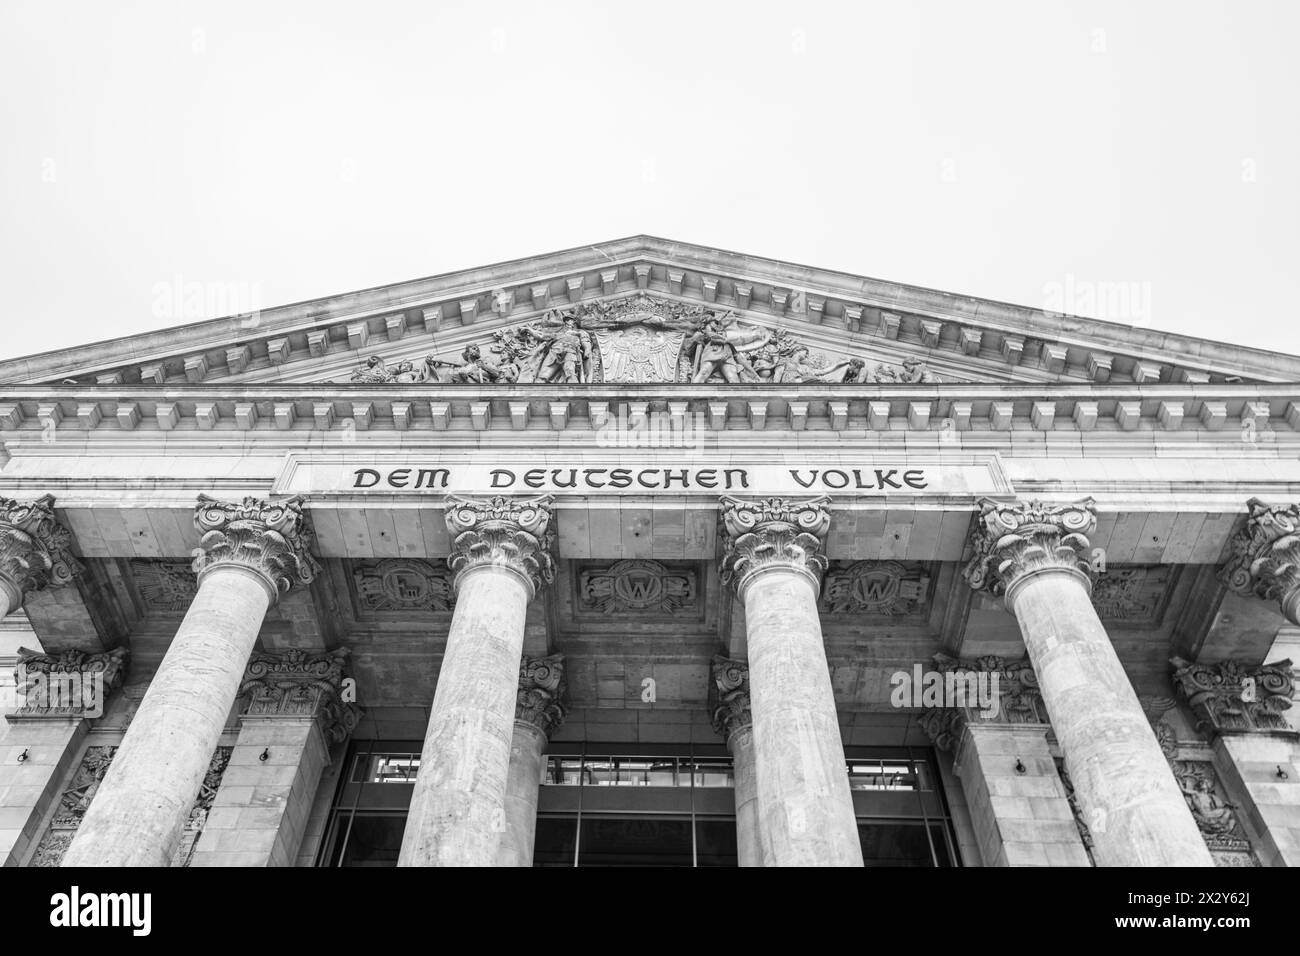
[{"left": 1, "top": 0, "right": 1296, "bottom": 364}]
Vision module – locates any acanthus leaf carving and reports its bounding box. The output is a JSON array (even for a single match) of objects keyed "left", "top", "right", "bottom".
[
  {"left": 918, "top": 654, "right": 1048, "bottom": 752},
  {"left": 11, "top": 646, "right": 129, "bottom": 719},
  {"left": 240, "top": 648, "right": 360, "bottom": 745},
  {"left": 1222, "top": 498, "right": 1300, "bottom": 623},
  {"left": 192, "top": 495, "right": 320, "bottom": 600},
  {"left": 962, "top": 497, "right": 1097, "bottom": 597},
  {"left": 517, "top": 654, "right": 568, "bottom": 738},
  {"left": 1169, "top": 656, "right": 1294, "bottom": 738},
  {"left": 719, "top": 495, "right": 831, "bottom": 596},
  {"left": 708, "top": 656, "right": 752, "bottom": 741},
  {"left": 444, "top": 494, "right": 555, "bottom": 598},
  {"left": 0, "top": 494, "right": 81, "bottom": 606}
]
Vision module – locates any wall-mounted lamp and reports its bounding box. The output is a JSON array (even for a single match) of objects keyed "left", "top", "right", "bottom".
[
  {"left": 259, "top": 748, "right": 270, "bottom": 763},
  {"left": 1277, "top": 765, "right": 1289, "bottom": 780},
  {"left": 1014, "top": 758, "right": 1027, "bottom": 775},
  {"left": 16, "top": 748, "right": 28, "bottom": 763}
]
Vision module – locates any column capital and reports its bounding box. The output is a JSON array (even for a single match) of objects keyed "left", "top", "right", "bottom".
[
  {"left": 718, "top": 495, "right": 831, "bottom": 598},
  {"left": 192, "top": 495, "right": 319, "bottom": 603},
  {"left": 8, "top": 646, "right": 128, "bottom": 721},
  {"left": 1222, "top": 498, "right": 1300, "bottom": 624},
  {"left": 444, "top": 495, "right": 556, "bottom": 600},
  {"left": 916, "top": 654, "right": 1048, "bottom": 751},
  {"left": 0, "top": 495, "right": 81, "bottom": 608},
  {"left": 239, "top": 648, "right": 359, "bottom": 744},
  {"left": 1170, "top": 655, "right": 1295, "bottom": 740},
  {"left": 708, "top": 655, "right": 752, "bottom": 742},
  {"left": 515, "top": 654, "right": 568, "bottom": 738},
  {"left": 962, "top": 497, "right": 1097, "bottom": 601}
]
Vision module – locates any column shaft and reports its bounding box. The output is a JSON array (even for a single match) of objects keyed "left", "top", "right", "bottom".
[
  {"left": 399, "top": 566, "right": 530, "bottom": 866},
  {"left": 1010, "top": 570, "right": 1212, "bottom": 866},
  {"left": 745, "top": 567, "right": 862, "bottom": 866},
  {"left": 63, "top": 565, "right": 271, "bottom": 866},
  {"left": 495, "top": 720, "right": 546, "bottom": 867},
  {"left": 728, "top": 725, "right": 764, "bottom": 867}
]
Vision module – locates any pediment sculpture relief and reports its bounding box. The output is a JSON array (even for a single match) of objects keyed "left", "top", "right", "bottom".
[{"left": 345, "top": 293, "right": 937, "bottom": 385}]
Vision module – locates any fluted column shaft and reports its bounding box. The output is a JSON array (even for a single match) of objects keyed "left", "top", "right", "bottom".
[
  {"left": 965, "top": 497, "right": 1212, "bottom": 867},
  {"left": 720, "top": 496, "right": 862, "bottom": 867},
  {"left": 63, "top": 496, "right": 317, "bottom": 867},
  {"left": 399, "top": 496, "right": 554, "bottom": 867}
]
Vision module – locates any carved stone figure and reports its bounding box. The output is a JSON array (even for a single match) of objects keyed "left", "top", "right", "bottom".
[
  {"left": 436, "top": 344, "right": 516, "bottom": 384},
  {"left": 774, "top": 344, "right": 864, "bottom": 383},
  {"left": 341, "top": 294, "right": 939, "bottom": 388},
  {"left": 871, "top": 357, "right": 934, "bottom": 383},
  {"left": 350, "top": 355, "right": 394, "bottom": 383},
  {"left": 686, "top": 313, "right": 767, "bottom": 384},
  {"left": 530, "top": 314, "right": 593, "bottom": 383}
]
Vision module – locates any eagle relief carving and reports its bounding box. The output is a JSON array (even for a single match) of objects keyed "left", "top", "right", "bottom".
[{"left": 345, "top": 293, "right": 938, "bottom": 385}]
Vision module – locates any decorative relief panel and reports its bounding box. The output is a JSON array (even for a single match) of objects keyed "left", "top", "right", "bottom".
[
  {"left": 174, "top": 746, "right": 233, "bottom": 867},
  {"left": 1055, "top": 760, "right": 1096, "bottom": 866},
  {"left": 820, "top": 560, "right": 930, "bottom": 615},
  {"left": 130, "top": 558, "right": 198, "bottom": 614},
  {"left": 31, "top": 745, "right": 117, "bottom": 867},
  {"left": 1090, "top": 565, "right": 1176, "bottom": 625},
  {"left": 577, "top": 559, "right": 697, "bottom": 615},
  {"left": 1171, "top": 760, "right": 1257, "bottom": 867},
  {"left": 352, "top": 558, "right": 453, "bottom": 614},
  {"left": 343, "top": 293, "right": 940, "bottom": 386}
]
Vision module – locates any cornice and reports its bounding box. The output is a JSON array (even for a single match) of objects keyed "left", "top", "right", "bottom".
[
  {"left": 2, "top": 383, "right": 1299, "bottom": 441},
  {"left": 3, "top": 236, "right": 1297, "bottom": 388}
]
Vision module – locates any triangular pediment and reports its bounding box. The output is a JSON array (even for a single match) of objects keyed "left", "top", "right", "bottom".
[{"left": 3, "top": 236, "right": 1296, "bottom": 387}]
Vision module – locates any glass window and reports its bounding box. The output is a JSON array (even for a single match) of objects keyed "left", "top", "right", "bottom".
[
  {"left": 327, "top": 812, "right": 407, "bottom": 866},
  {"left": 321, "top": 741, "right": 960, "bottom": 867},
  {"left": 858, "top": 822, "right": 943, "bottom": 867},
  {"left": 351, "top": 752, "right": 421, "bottom": 784},
  {"left": 694, "top": 818, "right": 739, "bottom": 866},
  {"left": 578, "top": 815, "right": 693, "bottom": 867},
  {"left": 533, "top": 815, "right": 578, "bottom": 867},
  {"left": 689, "top": 758, "right": 735, "bottom": 788}
]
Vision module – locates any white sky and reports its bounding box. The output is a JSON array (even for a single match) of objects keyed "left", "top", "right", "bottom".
[{"left": 2, "top": 0, "right": 1297, "bottom": 364}]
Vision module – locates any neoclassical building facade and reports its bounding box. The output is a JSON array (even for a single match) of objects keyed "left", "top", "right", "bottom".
[{"left": 0, "top": 236, "right": 1297, "bottom": 867}]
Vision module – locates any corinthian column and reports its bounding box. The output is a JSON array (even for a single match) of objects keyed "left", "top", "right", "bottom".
[
  {"left": 495, "top": 654, "right": 567, "bottom": 867},
  {"left": 63, "top": 495, "right": 318, "bottom": 867},
  {"left": 398, "top": 495, "right": 555, "bottom": 867},
  {"left": 963, "top": 497, "right": 1212, "bottom": 867},
  {"left": 709, "top": 656, "right": 765, "bottom": 867},
  {"left": 0, "top": 495, "right": 80, "bottom": 618},
  {"left": 719, "top": 495, "right": 862, "bottom": 867},
  {"left": 1222, "top": 498, "right": 1300, "bottom": 625}
]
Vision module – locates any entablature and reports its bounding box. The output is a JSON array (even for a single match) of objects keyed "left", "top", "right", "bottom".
[{"left": 2, "top": 382, "right": 1299, "bottom": 442}]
